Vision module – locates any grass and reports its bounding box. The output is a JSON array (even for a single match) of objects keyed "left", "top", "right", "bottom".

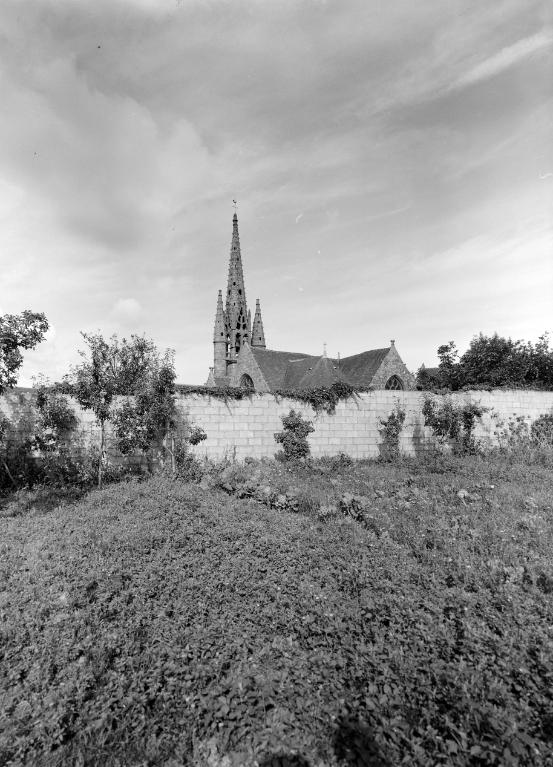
[{"left": 1, "top": 449, "right": 553, "bottom": 766}]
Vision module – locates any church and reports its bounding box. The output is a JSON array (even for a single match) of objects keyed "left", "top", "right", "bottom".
[{"left": 206, "top": 213, "right": 415, "bottom": 392}]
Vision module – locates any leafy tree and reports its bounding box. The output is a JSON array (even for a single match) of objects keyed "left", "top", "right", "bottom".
[
  {"left": 415, "top": 364, "right": 443, "bottom": 390},
  {"left": 530, "top": 332, "right": 553, "bottom": 387},
  {"left": 430, "top": 333, "right": 553, "bottom": 390},
  {"left": 112, "top": 349, "right": 179, "bottom": 470},
  {"left": 437, "top": 341, "right": 460, "bottom": 389},
  {"left": 32, "top": 377, "right": 78, "bottom": 454},
  {"left": 457, "top": 333, "right": 532, "bottom": 388},
  {"left": 0, "top": 310, "right": 49, "bottom": 395},
  {"left": 62, "top": 333, "right": 158, "bottom": 488},
  {"left": 0, "top": 310, "right": 48, "bottom": 486}
]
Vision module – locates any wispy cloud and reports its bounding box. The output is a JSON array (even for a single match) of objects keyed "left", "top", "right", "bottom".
[
  {"left": 452, "top": 31, "right": 552, "bottom": 90},
  {"left": 0, "top": 0, "right": 550, "bottom": 384}
]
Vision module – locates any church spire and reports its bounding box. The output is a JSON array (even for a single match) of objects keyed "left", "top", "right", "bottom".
[
  {"left": 213, "top": 289, "right": 227, "bottom": 379},
  {"left": 251, "top": 299, "right": 266, "bottom": 348},
  {"left": 213, "top": 289, "right": 225, "bottom": 341},
  {"left": 225, "top": 212, "right": 250, "bottom": 357}
]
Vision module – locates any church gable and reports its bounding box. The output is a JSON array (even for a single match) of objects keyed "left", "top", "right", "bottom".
[
  {"left": 370, "top": 343, "right": 416, "bottom": 390},
  {"left": 230, "top": 343, "right": 272, "bottom": 392}
]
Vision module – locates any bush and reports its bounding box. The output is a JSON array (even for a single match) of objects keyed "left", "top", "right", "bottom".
[
  {"left": 379, "top": 403, "right": 406, "bottom": 461},
  {"left": 491, "top": 413, "right": 553, "bottom": 468},
  {"left": 422, "top": 396, "right": 486, "bottom": 455},
  {"left": 274, "top": 410, "right": 315, "bottom": 461},
  {"left": 531, "top": 413, "right": 553, "bottom": 446}
]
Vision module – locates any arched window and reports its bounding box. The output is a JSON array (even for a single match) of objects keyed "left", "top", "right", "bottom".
[
  {"left": 385, "top": 375, "right": 404, "bottom": 390},
  {"left": 240, "top": 374, "right": 254, "bottom": 390}
]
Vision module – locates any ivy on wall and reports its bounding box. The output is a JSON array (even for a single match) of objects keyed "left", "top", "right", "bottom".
[{"left": 176, "top": 381, "right": 373, "bottom": 415}]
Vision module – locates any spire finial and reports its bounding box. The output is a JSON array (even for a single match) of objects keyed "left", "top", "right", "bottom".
[
  {"left": 323, "top": 343, "right": 327, "bottom": 358},
  {"left": 232, "top": 199, "right": 238, "bottom": 218}
]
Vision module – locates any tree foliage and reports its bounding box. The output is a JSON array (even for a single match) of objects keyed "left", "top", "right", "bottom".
[
  {"left": 32, "top": 378, "right": 78, "bottom": 453},
  {"left": 112, "top": 349, "right": 178, "bottom": 460},
  {"left": 61, "top": 333, "right": 162, "bottom": 487},
  {"left": 0, "top": 310, "right": 49, "bottom": 395},
  {"left": 417, "top": 332, "right": 553, "bottom": 391}
]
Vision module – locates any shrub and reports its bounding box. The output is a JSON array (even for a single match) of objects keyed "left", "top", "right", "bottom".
[
  {"left": 274, "top": 410, "right": 315, "bottom": 461},
  {"left": 170, "top": 422, "right": 208, "bottom": 481},
  {"left": 422, "top": 396, "right": 486, "bottom": 455},
  {"left": 491, "top": 413, "right": 553, "bottom": 467},
  {"left": 531, "top": 413, "right": 553, "bottom": 446},
  {"left": 379, "top": 403, "right": 406, "bottom": 461}
]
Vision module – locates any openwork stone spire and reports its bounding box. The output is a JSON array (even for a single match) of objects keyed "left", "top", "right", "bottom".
[
  {"left": 225, "top": 213, "right": 250, "bottom": 357},
  {"left": 251, "top": 298, "right": 266, "bottom": 348}
]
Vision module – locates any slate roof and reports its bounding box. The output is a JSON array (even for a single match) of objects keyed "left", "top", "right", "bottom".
[
  {"left": 249, "top": 348, "right": 317, "bottom": 390},
  {"left": 337, "top": 348, "right": 391, "bottom": 386},
  {"left": 281, "top": 356, "right": 319, "bottom": 388},
  {"left": 251, "top": 346, "right": 392, "bottom": 390},
  {"left": 294, "top": 355, "right": 349, "bottom": 390}
]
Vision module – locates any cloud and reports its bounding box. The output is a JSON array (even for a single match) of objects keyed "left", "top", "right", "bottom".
[
  {"left": 1, "top": 0, "right": 550, "bottom": 387},
  {"left": 452, "top": 31, "right": 553, "bottom": 90},
  {"left": 111, "top": 298, "right": 142, "bottom": 323}
]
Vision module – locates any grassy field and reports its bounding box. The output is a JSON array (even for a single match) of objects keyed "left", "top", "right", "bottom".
[{"left": 1, "top": 451, "right": 553, "bottom": 766}]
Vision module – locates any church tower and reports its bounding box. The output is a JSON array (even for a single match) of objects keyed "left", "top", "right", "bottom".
[{"left": 212, "top": 212, "right": 265, "bottom": 382}]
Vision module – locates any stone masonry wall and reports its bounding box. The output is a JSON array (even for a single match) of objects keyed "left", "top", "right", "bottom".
[
  {"left": 181, "top": 389, "right": 553, "bottom": 460},
  {"left": 1, "top": 388, "right": 553, "bottom": 463}
]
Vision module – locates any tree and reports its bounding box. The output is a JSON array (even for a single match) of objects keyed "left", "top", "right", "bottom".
[
  {"left": 437, "top": 341, "right": 460, "bottom": 390},
  {"left": 0, "top": 310, "right": 49, "bottom": 395},
  {"left": 457, "top": 333, "right": 532, "bottom": 388},
  {"left": 62, "top": 333, "right": 158, "bottom": 488},
  {"left": 530, "top": 333, "right": 553, "bottom": 388},
  {"left": 430, "top": 333, "right": 553, "bottom": 390},
  {"left": 415, "top": 363, "right": 444, "bottom": 391},
  {"left": 0, "top": 310, "right": 48, "bottom": 487},
  {"left": 112, "top": 349, "right": 179, "bottom": 470}
]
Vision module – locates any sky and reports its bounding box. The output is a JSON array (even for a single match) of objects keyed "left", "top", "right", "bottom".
[{"left": 1, "top": 0, "right": 552, "bottom": 386}]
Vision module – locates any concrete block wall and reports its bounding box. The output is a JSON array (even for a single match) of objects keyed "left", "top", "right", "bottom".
[{"left": 2, "top": 388, "right": 553, "bottom": 463}]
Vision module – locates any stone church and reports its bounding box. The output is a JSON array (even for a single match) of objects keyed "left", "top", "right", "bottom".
[{"left": 206, "top": 213, "right": 415, "bottom": 392}]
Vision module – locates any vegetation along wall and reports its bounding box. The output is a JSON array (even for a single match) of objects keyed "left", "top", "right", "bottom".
[
  {"left": 1, "top": 388, "right": 552, "bottom": 463},
  {"left": 180, "top": 389, "right": 553, "bottom": 460}
]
